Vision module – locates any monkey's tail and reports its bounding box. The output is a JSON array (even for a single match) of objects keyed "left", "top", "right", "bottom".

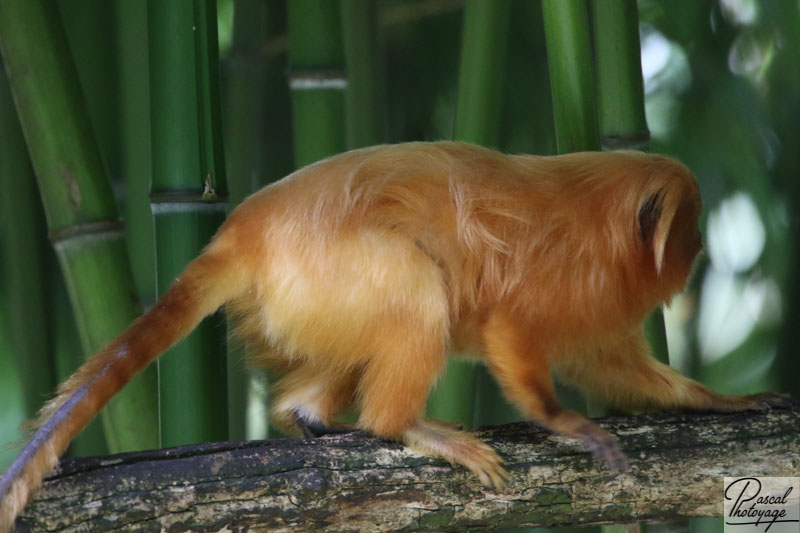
[{"left": 0, "top": 244, "right": 247, "bottom": 532}]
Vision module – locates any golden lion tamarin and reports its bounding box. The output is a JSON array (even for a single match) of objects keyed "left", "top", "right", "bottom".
[{"left": 0, "top": 142, "right": 791, "bottom": 530}]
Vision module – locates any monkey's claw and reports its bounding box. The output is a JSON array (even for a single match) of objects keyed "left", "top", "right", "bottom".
[
  {"left": 573, "top": 420, "right": 629, "bottom": 472},
  {"left": 584, "top": 434, "right": 628, "bottom": 472},
  {"left": 403, "top": 419, "right": 509, "bottom": 490},
  {"left": 293, "top": 409, "right": 355, "bottom": 438},
  {"left": 458, "top": 439, "right": 509, "bottom": 490},
  {"left": 744, "top": 392, "right": 795, "bottom": 411}
]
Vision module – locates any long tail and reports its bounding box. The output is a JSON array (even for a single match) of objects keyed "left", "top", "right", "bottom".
[{"left": 0, "top": 243, "right": 247, "bottom": 532}]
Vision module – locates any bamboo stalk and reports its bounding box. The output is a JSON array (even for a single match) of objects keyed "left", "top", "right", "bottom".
[
  {"left": 0, "top": 303, "right": 27, "bottom": 472},
  {"left": 341, "top": 0, "right": 384, "bottom": 149},
  {"left": 541, "top": 0, "right": 601, "bottom": 153},
  {"left": 51, "top": 268, "right": 110, "bottom": 457},
  {"left": 57, "top": 1, "right": 125, "bottom": 458},
  {"left": 0, "top": 56, "right": 108, "bottom": 458},
  {"left": 287, "top": 0, "right": 346, "bottom": 166},
  {"left": 148, "top": 0, "right": 229, "bottom": 447},
  {"left": 60, "top": 0, "right": 120, "bottom": 182},
  {"left": 591, "top": 0, "right": 668, "bottom": 364},
  {"left": 258, "top": 1, "right": 295, "bottom": 188},
  {"left": 0, "top": 319, "right": 25, "bottom": 474},
  {"left": 767, "top": 2, "right": 800, "bottom": 402},
  {"left": 591, "top": 0, "right": 648, "bottom": 151},
  {"left": 0, "top": 0, "right": 158, "bottom": 453},
  {"left": 223, "top": 0, "right": 270, "bottom": 442},
  {"left": 0, "top": 63, "right": 56, "bottom": 420},
  {"left": 2, "top": 61, "right": 110, "bottom": 459},
  {"left": 453, "top": 0, "right": 510, "bottom": 148},
  {"left": 592, "top": 4, "right": 689, "bottom": 531},
  {"left": 117, "top": 0, "right": 156, "bottom": 306},
  {"left": 225, "top": 0, "right": 269, "bottom": 207},
  {"left": 1, "top": 68, "right": 108, "bottom": 460},
  {"left": 428, "top": 0, "right": 511, "bottom": 429},
  {"left": 224, "top": 0, "right": 295, "bottom": 441}
]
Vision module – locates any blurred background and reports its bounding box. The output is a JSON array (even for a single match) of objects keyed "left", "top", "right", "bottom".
[{"left": 0, "top": 1, "right": 798, "bottom": 528}]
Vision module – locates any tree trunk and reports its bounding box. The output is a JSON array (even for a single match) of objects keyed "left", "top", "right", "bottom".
[{"left": 16, "top": 407, "right": 799, "bottom": 532}]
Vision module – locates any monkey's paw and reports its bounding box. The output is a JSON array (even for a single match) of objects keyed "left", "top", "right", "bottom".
[
  {"left": 404, "top": 419, "right": 509, "bottom": 490},
  {"left": 700, "top": 391, "right": 796, "bottom": 414},
  {"left": 293, "top": 409, "right": 356, "bottom": 438},
  {"left": 576, "top": 421, "right": 629, "bottom": 472},
  {"left": 740, "top": 392, "right": 796, "bottom": 411}
]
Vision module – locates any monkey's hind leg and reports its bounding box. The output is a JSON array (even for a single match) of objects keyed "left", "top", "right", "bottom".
[
  {"left": 356, "top": 333, "right": 508, "bottom": 489},
  {"left": 271, "top": 363, "right": 360, "bottom": 437}
]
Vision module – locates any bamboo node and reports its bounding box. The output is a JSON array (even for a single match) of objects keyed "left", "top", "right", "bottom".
[
  {"left": 289, "top": 69, "right": 348, "bottom": 91},
  {"left": 601, "top": 131, "right": 651, "bottom": 151},
  {"left": 149, "top": 190, "right": 228, "bottom": 215},
  {"left": 50, "top": 220, "right": 125, "bottom": 251}
]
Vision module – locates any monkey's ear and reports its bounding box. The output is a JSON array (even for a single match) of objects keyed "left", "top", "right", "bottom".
[{"left": 638, "top": 189, "right": 677, "bottom": 274}]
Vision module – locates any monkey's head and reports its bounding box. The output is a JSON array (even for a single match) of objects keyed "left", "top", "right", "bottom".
[{"left": 634, "top": 154, "right": 703, "bottom": 303}]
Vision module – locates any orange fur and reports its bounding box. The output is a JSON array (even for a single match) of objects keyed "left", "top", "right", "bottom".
[{"left": 0, "top": 142, "right": 790, "bottom": 531}]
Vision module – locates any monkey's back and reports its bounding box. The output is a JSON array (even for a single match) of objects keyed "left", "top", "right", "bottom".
[{"left": 220, "top": 142, "right": 698, "bottom": 364}]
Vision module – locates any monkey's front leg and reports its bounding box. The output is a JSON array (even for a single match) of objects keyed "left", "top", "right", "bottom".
[
  {"left": 481, "top": 308, "right": 627, "bottom": 470},
  {"left": 551, "top": 327, "right": 793, "bottom": 413}
]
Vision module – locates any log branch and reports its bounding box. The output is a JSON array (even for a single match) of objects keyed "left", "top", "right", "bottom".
[{"left": 16, "top": 408, "right": 799, "bottom": 532}]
